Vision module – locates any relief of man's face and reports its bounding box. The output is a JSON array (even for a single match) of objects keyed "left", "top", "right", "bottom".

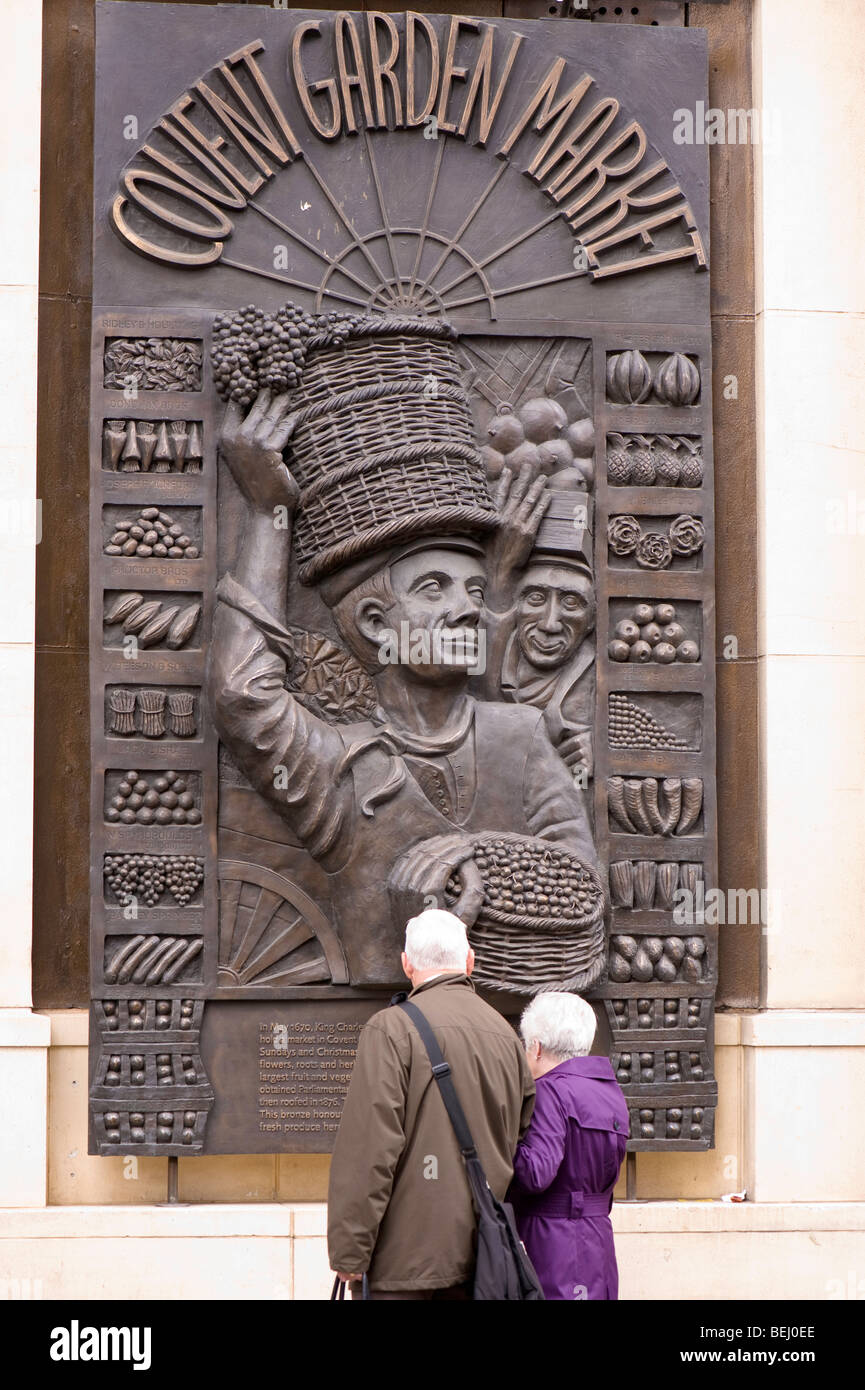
[
  {"left": 356, "top": 546, "right": 487, "bottom": 682},
  {"left": 516, "top": 564, "right": 595, "bottom": 671}
]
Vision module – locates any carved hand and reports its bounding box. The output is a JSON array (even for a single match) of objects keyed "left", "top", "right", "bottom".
[
  {"left": 557, "top": 729, "right": 594, "bottom": 779},
  {"left": 389, "top": 832, "right": 485, "bottom": 929},
  {"left": 486, "top": 464, "right": 550, "bottom": 605},
  {"left": 219, "top": 389, "right": 299, "bottom": 515}
]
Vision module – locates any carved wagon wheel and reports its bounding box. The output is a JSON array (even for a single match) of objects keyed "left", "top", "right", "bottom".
[{"left": 217, "top": 860, "right": 348, "bottom": 987}]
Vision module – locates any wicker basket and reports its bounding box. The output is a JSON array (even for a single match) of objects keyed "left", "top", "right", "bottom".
[
  {"left": 468, "top": 915, "right": 607, "bottom": 996},
  {"left": 445, "top": 832, "right": 607, "bottom": 996},
  {"left": 288, "top": 327, "right": 498, "bottom": 584}
]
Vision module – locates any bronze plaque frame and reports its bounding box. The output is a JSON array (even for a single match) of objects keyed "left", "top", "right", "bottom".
[{"left": 89, "top": 3, "right": 716, "bottom": 1155}]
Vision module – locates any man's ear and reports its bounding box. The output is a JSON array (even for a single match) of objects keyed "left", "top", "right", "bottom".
[
  {"left": 401, "top": 951, "right": 412, "bottom": 982},
  {"left": 465, "top": 947, "right": 475, "bottom": 978},
  {"left": 355, "top": 596, "right": 391, "bottom": 650}
]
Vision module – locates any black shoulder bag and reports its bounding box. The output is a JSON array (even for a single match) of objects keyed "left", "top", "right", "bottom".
[{"left": 398, "top": 998, "right": 545, "bottom": 1302}]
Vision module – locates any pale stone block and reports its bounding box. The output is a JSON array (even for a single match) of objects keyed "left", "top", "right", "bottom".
[
  {"left": 0, "top": 1203, "right": 862, "bottom": 1301},
  {"left": 613, "top": 1200, "right": 865, "bottom": 1234},
  {"left": 277, "top": 1153, "right": 331, "bottom": 1202},
  {"left": 0, "top": 0, "right": 39, "bottom": 1045},
  {"left": 0, "top": 1237, "right": 294, "bottom": 1301},
  {"left": 48, "top": 1044, "right": 169, "bottom": 1206},
  {"left": 761, "top": 311, "right": 865, "bottom": 658},
  {"left": 45, "top": 1010, "right": 88, "bottom": 1047},
  {"left": 294, "top": 1234, "right": 334, "bottom": 1301},
  {"left": 617, "top": 1229, "right": 865, "bottom": 1302},
  {"left": 755, "top": 1, "right": 865, "bottom": 316},
  {"left": 177, "top": 1155, "right": 278, "bottom": 1203},
  {"left": 0, "top": 1039, "right": 47, "bottom": 1207},
  {"left": 0, "top": 1010, "right": 48, "bottom": 1047},
  {"left": 0, "top": 1204, "right": 295, "bottom": 1240},
  {"left": 741, "top": 1010, "right": 865, "bottom": 1048},
  {"left": 0, "top": 0, "right": 42, "bottom": 289},
  {"left": 0, "top": 445, "right": 41, "bottom": 512},
  {"left": 0, "top": 287, "right": 39, "bottom": 450},
  {"left": 0, "top": 647, "right": 34, "bottom": 1008},
  {"left": 715, "top": 1014, "right": 741, "bottom": 1047},
  {"left": 292, "top": 1203, "right": 327, "bottom": 1238},
  {"left": 745, "top": 1041, "right": 865, "bottom": 1202},
  {"left": 763, "top": 655, "right": 865, "bottom": 1008},
  {"left": 0, "top": 501, "right": 36, "bottom": 647}
]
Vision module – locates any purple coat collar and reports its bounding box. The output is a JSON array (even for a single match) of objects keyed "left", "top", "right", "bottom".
[{"left": 542, "top": 1056, "right": 616, "bottom": 1082}]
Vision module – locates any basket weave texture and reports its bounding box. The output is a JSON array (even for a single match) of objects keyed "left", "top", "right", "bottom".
[
  {"left": 469, "top": 916, "right": 606, "bottom": 996},
  {"left": 447, "top": 832, "right": 607, "bottom": 996},
  {"left": 289, "top": 333, "right": 497, "bottom": 584}
]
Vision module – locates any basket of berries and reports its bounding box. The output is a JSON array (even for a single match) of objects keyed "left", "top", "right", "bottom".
[{"left": 444, "top": 833, "right": 607, "bottom": 995}]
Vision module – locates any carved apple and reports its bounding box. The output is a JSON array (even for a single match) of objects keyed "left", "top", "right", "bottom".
[
  {"left": 517, "top": 396, "right": 567, "bottom": 444},
  {"left": 536, "top": 438, "right": 574, "bottom": 475},
  {"left": 480, "top": 445, "right": 505, "bottom": 480},
  {"left": 486, "top": 410, "right": 523, "bottom": 453},
  {"left": 506, "top": 440, "right": 541, "bottom": 473},
  {"left": 565, "top": 416, "right": 595, "bottom": 458}
]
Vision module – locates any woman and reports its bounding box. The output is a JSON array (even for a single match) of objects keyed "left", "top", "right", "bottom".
[{"left": 508, "top": 992, "right": 629, "bottom": 1300}]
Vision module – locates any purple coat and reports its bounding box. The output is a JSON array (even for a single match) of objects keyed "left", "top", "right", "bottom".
[{"left": 508, "top": 1057, "right": 629, "bottom": 1301}]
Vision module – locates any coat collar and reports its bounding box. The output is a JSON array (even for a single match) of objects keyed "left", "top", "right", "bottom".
[
  {"left": 409, "top": 972, "right": 475, "bottom": 999},
  {"left": 542, "top": 1056, "right": 616, "bottom": 1083}
]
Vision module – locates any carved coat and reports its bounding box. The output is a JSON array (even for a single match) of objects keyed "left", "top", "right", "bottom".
[
  {"left": 210, "top": 577, "right": 599, "bottom": 985},
  {"left": 327, "top": 973, "right": 535, "bottom": 1289},
  {"left": 481, "top": 604, "right": 595, "bottom": 764},
  {"left": 499, "top": 627, "right": 595, "bottom": 762},
  {"left": 508, "top": 1057, "right": 629, "bottom": 1301}
]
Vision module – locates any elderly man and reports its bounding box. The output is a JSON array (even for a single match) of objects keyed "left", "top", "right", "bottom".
[
  {"left": 508, "top": 992, "right": 629, "bottom": 1301},
  {"left": 328, "top": 909, "right": 535, "bottom": 1299}
]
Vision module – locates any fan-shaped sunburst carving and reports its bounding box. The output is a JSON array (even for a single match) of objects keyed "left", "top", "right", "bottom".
[
  {"left": 219, "top": 130, "right": 584, "bottom": 321},
  {"left": 217, "top": 860, "right": 348, "bottom": 987}
]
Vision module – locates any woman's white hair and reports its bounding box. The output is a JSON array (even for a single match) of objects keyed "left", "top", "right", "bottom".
[
  {"left": 520, "top": 991, "right": 597, "bottom": 1059},
  {"left": 404, "top": 909, "right": 469, "bottom": 971}
]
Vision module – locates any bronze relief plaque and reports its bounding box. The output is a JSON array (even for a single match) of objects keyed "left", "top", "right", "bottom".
[{"left": 89, "top": 4, "right": 716, "bottom": 1155}]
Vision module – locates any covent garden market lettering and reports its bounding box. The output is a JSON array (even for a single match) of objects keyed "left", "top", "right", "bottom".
[{"left": 109, "top": 15, "right": 708, "bottom": 282}]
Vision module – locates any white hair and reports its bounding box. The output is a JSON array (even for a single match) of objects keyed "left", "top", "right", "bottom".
[
  {"left": 404, "top": 909, "right": 470, "bottom": 971},
  {"left": 520, "top": 992, "right": 596, "bottom": 1060}
]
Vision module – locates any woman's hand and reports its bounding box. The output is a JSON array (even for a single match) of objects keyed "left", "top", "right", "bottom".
[{"left": 220, "top": 389, "right": 299, "bottom": 515}]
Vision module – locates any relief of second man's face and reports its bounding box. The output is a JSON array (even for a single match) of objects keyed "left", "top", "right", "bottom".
[{"left": 516, "top": 564, "right": 595, "bottom": 671}]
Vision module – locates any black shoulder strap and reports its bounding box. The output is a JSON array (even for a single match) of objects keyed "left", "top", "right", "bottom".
[{"left": 397, "top": 999, "right": 478, "bottom": 1161}]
